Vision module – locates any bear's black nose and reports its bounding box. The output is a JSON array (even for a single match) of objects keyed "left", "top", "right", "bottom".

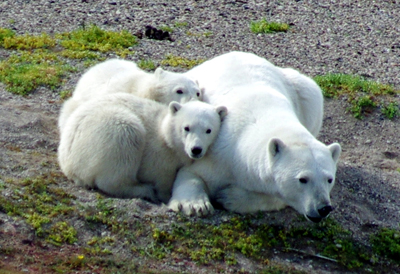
[
  {"left": 318, "top": 205, "right": 333, "bottom": 218},
  {"left": 192, "top": 147, "right": 203, "bottom": 156}
]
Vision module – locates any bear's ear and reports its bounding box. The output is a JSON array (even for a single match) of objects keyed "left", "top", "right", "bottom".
[
  {"left": 268, "top": 138, "right": 286, "bottom": 158},
  {"left": 328, "top": 143, "right": 341, "bottom": 164},
  {"left": 169, "top": 101, "right": 182, "bottom": 114},
  {"left": 154, "top": 67, "right": 165, "bottom": 78},
  {"left": 215, "top": 106, "right": 228, "bottom": 121}
]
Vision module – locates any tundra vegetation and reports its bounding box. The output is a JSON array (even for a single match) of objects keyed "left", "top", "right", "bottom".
[{"left": 0, "top": 25, "right": 399, "bottom": 273}]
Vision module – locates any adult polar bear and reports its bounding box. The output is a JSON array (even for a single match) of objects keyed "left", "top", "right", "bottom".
[{"left": 168, "top": 51, "right": 341, "bottom": 223}]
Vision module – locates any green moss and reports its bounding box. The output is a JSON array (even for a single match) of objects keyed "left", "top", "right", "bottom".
[
  {"left": 0, "top": 28, "right": 15, "bottom": 45},
  {"left": 250, "top": 19, "right": 289, "bottom": 34},
  {"left": 137, "top": 59, "right": 156, "bottom": 71},
  {"left": 381, "top": 101, "right": 399, "bottom": 119},
  {"left": 25, "top": 212, "right": 50, "bottom": 236},
  {"left": 0, "top": 175, "right": 77, "bottom": 245},
  {"left": 3, "top": 33, "right": 56, "bottom": 50},
  {"left": 174, "top": 21, "right": 188, "bottom": 28},
  {"left": 60, "top": 89, "right": 73, "bottom": 100},
  {"left": 315, "top": 73, "right": 399, "bottom": 118},
  {"left": 161, "top": 54, "right": 205, "bottom": 69},
  {"left": 48, "top": 221, "right": 78, "bottom": 245},
  {"left": 0, "top": 50, "right": 75, "bottom": 95},
  {"left": 186, "top": 31, "right": 214, "bottom": 38},
  {"left": 82, "top": 196, "right": 129, "bottom": 234},
  {"left": 139, "top": 216, "right": 282, "bottom": 265},
  {"left": 56, "top": 24, "right": 137, "bottom": 52},
  {"left": 0, "top": 26, "right": 138, "bottom": 95},
  {"left": 287, "top": 218, "right": 371, "bottom": 269},
  {"left": 159, "top": 25, "right": 174, "bottom": 33},
  {"left": 371, "top": 228, "right": 400, "bottom": 261}
]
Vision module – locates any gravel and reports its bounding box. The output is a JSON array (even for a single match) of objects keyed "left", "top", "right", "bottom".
[{"left": 1, "top": 0, "right": 399, "bottom": 87}]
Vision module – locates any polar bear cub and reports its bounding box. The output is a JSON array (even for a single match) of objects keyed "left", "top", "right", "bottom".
[
  {"left": 58, "top": 93, "right": 227, "bottom": 203},
  {"left": 58, "top": 59, "right": 202, "bottom": 131},
  {"left": 72, "top": 59, "right": 203, "bottom": 103}
]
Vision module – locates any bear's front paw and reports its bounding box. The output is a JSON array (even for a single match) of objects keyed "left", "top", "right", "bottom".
[{"left": 168, "top": 197, "right": 214, "bottom": 217}]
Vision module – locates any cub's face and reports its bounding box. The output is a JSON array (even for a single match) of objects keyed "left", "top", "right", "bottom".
[
  {"left": 268, "top": 138, "right": 341, "bottom": 223},
  {"left": 155, "top": 68, "right": 203, "bottom": 103},
  {"left": 169, "top": 101, "right": 227, "bottom": 160}
]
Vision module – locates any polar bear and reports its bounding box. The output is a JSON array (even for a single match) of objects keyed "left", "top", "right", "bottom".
[
  {"left": 58, "top": 58, "right": 202, "bottom": 131},
  {"left": 58, "top": 93, "right": 227, "bottom": 203},
  {"left": 168, "top": 51, "right": 341, "bottom": 223},
  {"left": 72, "top": 59, "right": 202, "bottom": 103}
]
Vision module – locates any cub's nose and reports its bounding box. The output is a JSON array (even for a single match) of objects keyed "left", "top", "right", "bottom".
[
  {"left": 191, "top": 147, "right": 203, "bottom": 156},
  {"left": 318, "top": 205, "right": 333, "bottom": 218}
]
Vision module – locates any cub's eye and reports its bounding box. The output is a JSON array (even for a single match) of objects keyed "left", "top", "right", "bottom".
[
  {"left": 206, "top": 129, "right": 212, "bottom": 134},
  {"left": 177, "top": 90, "right": 183, "bottom": 94},
  {"left": 328, "top": 178, "right": 333, "bottom": 184},
  {"left": 196, "top": 92, "right": 200, "bottom": 97},
  {"left": 184, "top": 126, "right": 190, "bottom": 132},
  {"left": 299, "top": 178, "right": 308, "bottom": 184}
]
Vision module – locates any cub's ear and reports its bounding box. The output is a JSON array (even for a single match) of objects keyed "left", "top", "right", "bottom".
[
  {"left": 268, "top": 138, "right": 286, "bottom": 158},
  {"left": 154, "top": 67, "right": 165, "bottom": 78},
  {"left": 169, "top": 101, "right": 182, "bottom": 114},
  {"left": 215, "top": 106, "right": 228, "bottom": 121},
  {"left": 328, "top": 143, "right": 341, "bottom": 163}
]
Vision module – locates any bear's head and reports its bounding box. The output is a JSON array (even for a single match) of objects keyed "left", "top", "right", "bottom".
[
  {"left": 154, "top": 68, "right": 203, "bottom": 103},
  {"left": 268, "top": 138, "right": 341, "bottom": 223},
  {"left": 167, "top": 100, "right": 227, "bottom": 160}
]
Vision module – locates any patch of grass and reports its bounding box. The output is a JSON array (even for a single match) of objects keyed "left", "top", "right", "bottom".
[
  {"left": 250, "top": 19, "right": 289, "bottom": 34},
  {"left": 0, "top": 174, "right": 77, "bottom": 245},
  {"left": 314, "top": 73, "right": 399, "bottom": 118},
  {"left": 159, "top": 25, "right": 174, "bottom": 33},
  {"left": 56, "top": 24, "right": 137, "bottom": 52},
  {"left": 48, "top": 221, "right": 78, "bottom": 246},
  {"left": 186, "top": 31, "right": 214, "bottom": 38},
  {"left": 381, "top": 101, "right": 399, "bottom": 119},
  {"left": 137, "top": 215, "right": 400, "bottom": 272},
  {"left": 0, "top": 26, "right": 138, "bottom": 95},
  {"left": 82, "top": 196, "right": 129, "bottom": 233},
  {"left": 371, "top": 227, "right": 400, "bottom": 262},
  {"left": 161, "top": 54, "right": 205, "bottom": 69},
  {"left": 2, "top": 171, "right": 400, "bottom": 272},
  {"left": 288, "top": 218, "right": 371, "bottom": 269},
  {"left": 0, "top": 28, "right": 15, "bottom": 45},
  {"left": 0, "top": 50, "right": 75, "bottom": 95},
  {"left": 139, "top": 216, "right": 288, "bottom": 266},
  {"left": 60, "top": 89, "right": 73, "bottom": 100},
  {"left": 174, "top": 21, "right": 188, "bottom": 28},
  {"left": 2, "top": 33, "right": 56, "bottom": 50},
  {"left": 137, "top": 59, "right": 156, "bottom": 71}
]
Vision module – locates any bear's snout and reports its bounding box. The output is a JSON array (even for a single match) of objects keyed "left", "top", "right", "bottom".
[
  {"left": 191, "top": 147, "right": 203, "bottom": 158},
  {"left": 306, "top": 205, "right": 334, "bottom": 223},
  {"left": 318, "top": 205, "right": 333, "bottom": 218}
]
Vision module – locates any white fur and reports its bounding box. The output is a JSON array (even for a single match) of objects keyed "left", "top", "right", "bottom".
[
  {"left": 168, "top": 51, "right": 341, "bottom": 221},
  {"left": 58, "top": 59, "right": 202, "bottom": 131},
  {"left": 58, "top": 93, "right": 227, "bottom": 203}
]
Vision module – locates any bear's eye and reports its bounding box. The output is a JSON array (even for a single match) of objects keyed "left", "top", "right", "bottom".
[
  {"left": 177, "top": 90, "right": 183, "bottom": 94},
  {"left": 206, "top": 129, "right": 212, "bottom": 134},
  {"left": 196, "top": 92, "right": 200, "bottom": 97},
  {"left": 184, "top": 126, "right": 190, "bottom": 132},
  {"left": 299, "top": 178, "right": 308, "bottom": 184},
  {"left": 328, "top": 178, "right": 333, "bottom": 184}
]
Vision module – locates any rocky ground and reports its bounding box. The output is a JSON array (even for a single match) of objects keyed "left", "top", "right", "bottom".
[{"left": 1, "top": 1, "right": 400, "bottom": 273}]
